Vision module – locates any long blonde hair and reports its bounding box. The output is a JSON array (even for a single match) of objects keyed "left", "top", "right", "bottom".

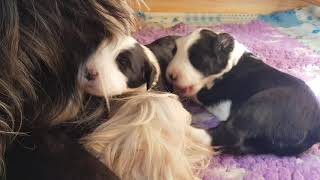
[{"left": 81, "top": 92, "right": 213, "bottom": 180}]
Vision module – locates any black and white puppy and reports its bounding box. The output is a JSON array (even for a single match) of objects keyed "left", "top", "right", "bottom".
[
  {"left": 166, "top": 28, "right": 320, "bottom": 156},
  {"left": 82, "top": 34, "right": 183, "bottom": 97},
  {"left": 81, "top": 35, "right": 160, "bottom": 97},
  {"left": 146, "top": 35, "right": 181, "bottom": 92}
]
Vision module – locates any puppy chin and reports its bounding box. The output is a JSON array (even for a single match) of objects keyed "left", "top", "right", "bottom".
[
  {"left": 173, "top": 77, "right": 214, "bottom": 98},
  {"left": 171, "top": 81, "right": 203, "bottom": 97},
  {"left": 174, "top": 86, "right": 197, "bottom": 97}
]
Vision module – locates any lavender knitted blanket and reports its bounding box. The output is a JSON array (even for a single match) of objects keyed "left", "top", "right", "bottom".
[{"left": 134, "top": 20, "right": 320, "bottom": 180}]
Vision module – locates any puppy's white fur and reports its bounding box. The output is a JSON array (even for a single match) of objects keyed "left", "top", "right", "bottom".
[
  {"left": 81, "top": 92, "right": 214, "bottom": 180},
  {"left": 206, "top": 100, "right": 232, "bottom": 121},
  {"left": 166, "top": 29, "right": 204, "bottom": 92},
  {"left": 82, "top": 35, "right": 160, "bottom": 97},
  {"left": 166, "top": 28, "right": 247, "bottom": 98},
  {"left": 83, "top": 36, "right": 134, "bottom": 97}
]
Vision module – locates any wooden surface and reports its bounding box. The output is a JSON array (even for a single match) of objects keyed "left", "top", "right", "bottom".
[
  {"left": 135, "top": 0, "right": 315, "bottom": 14},
  {"left": 302, "top": 0, "right": 320, "bottom": 5}
]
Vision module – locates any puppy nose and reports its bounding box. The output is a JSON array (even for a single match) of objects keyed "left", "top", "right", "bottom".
[{"left": 168, "top": 73, "right": 178, "bottom": 81}]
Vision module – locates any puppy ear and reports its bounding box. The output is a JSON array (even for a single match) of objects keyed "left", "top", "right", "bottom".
[
  {"left": 200, "top": 29, "right": 218, "bottom": 38},
  {"left": 147, "top": 35, "right": 180, "bottom": 65},
  {"left": 145, "top": 63, "right": 157, "bottom": 90},
  {"left": 216, "top": 33, "right": 234, "bottom": 52},
  {"left": 146, "top": 36, "right": 180, "bottom": 90}
]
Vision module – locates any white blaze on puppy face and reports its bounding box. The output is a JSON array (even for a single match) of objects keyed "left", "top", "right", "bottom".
[
  {"left": 166, "top": 28, "right": 247, "bottom": 97},
  {"left": 83, "top": 36, "right": 137, "bottom": 97},
  {"left": 166, "top": 29, "right": 205, "bottom": 95},
  {"left": 82, "top": 35, "right": 161, "bottom": 97},
  {"left": 166, "top": 29, "right": 204, "bottom": 86}
]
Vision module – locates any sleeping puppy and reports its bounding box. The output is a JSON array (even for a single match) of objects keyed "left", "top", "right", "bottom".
[
  {"left": 146, "top": 35, "right": 181, "bottom": 92},
  {"left": 82, "top": 35, "right": 180, "bottom": 97},
  {"left": 81, "top": 35, "right": 160, "bottom": 97},
  {"left": 166, "top": 28, "right": 320, "bottom": 156}
]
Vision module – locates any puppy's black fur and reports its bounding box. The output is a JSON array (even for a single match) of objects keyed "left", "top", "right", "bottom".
[
  {"left": 192, "top": 30, "right": 320, "bottom": 156},
  {"left": 147, "top": 36, "right": 180, "bottom": 91},
  {"left": 116, "top": 44, "right": 157, "bottom": 90},
  {"left": 189, "top": 31, "right": 233, "bottom": 76}
]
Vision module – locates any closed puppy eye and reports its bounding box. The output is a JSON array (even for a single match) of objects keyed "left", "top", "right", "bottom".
[
  {"left": 172, "top": 46, "right": 177, "bottom": 55},
  {"left": 117, "top": 57, "right": 131, "bottom": 68}
]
